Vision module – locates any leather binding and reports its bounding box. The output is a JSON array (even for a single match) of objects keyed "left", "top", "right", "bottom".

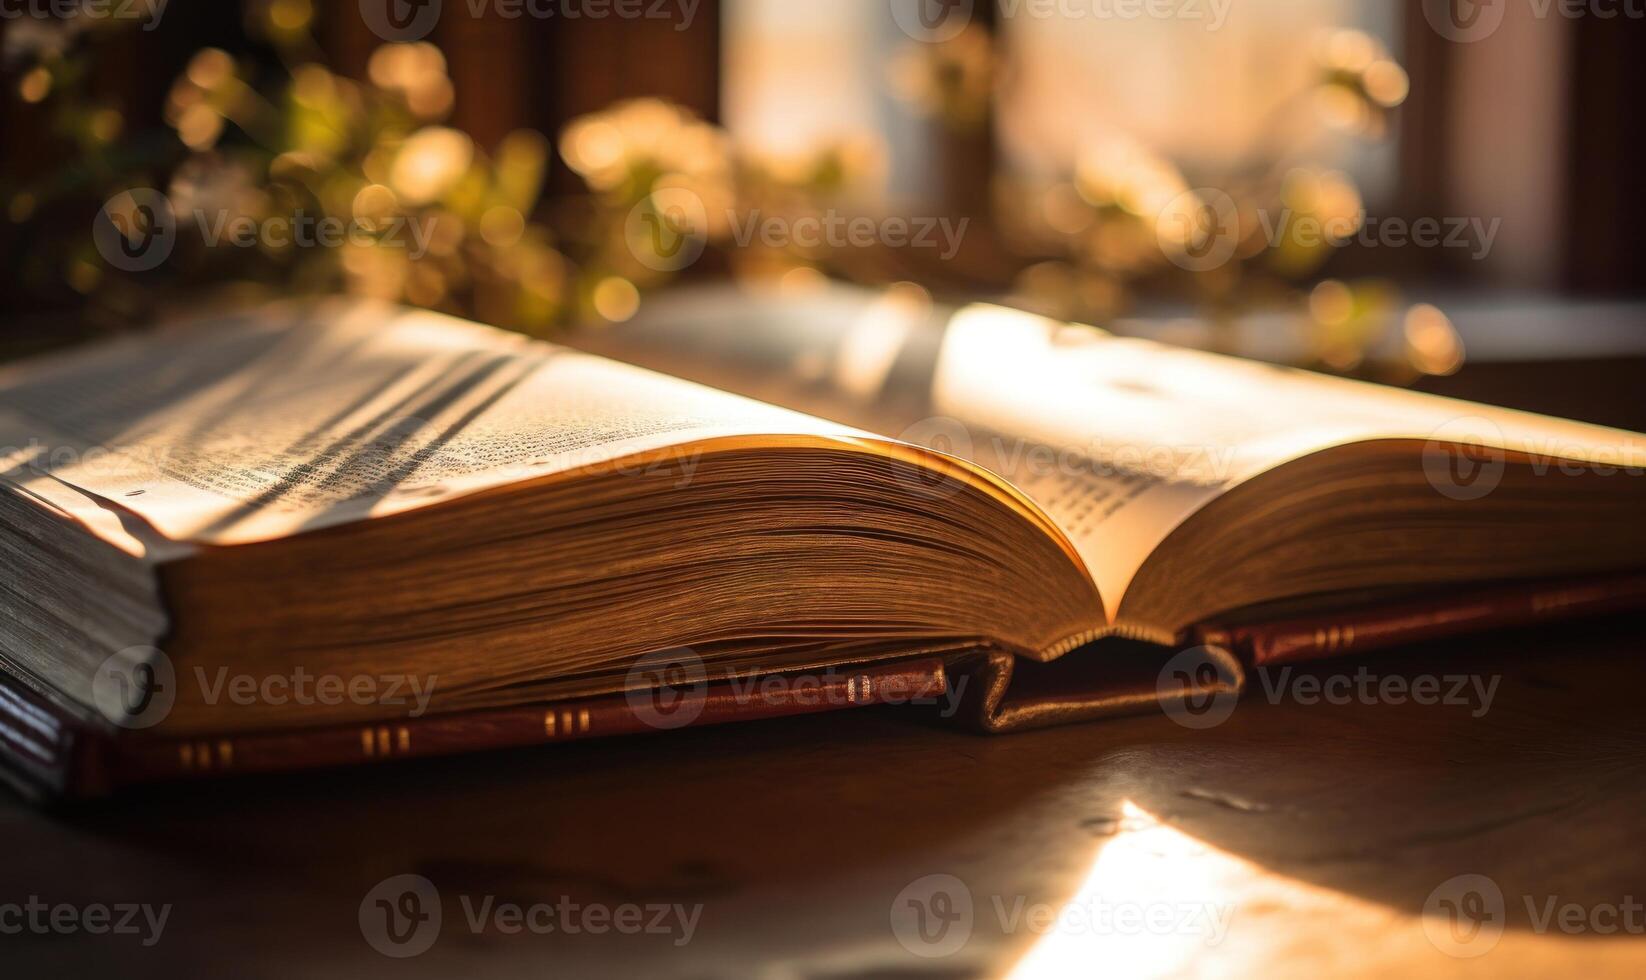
[
  {"left": 952, "top": 647, "right": 1244, "bottom": 734},
  {"left": 957, "top": 571, "right": 1646, "bottom": 734},
  {"left": 1193, "top": 572, "right": 1646, "bottom": 667},
  {"left": 0, "top": 657, "right": 949, "bottom": 801}
]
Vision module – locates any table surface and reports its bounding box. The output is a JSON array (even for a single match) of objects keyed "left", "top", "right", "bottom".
[{"left": 3, "top": 615, "right": 1645, "bottom": 978}]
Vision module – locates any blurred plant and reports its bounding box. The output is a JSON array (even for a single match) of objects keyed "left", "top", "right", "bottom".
[
  {"left": 887, "top": 23, "right": 1455, "bottom": 383},
  {"left": 3, "top": 3, "right": 564, "bottom": 333},
  {"left": 3, "top": 10, "right": 1457, "bottom": 383},
  {"left": 557, "top": 98, "right": 735, "bottom": 322},
  {"left": 886, "top": 22, "right": 995, "bottom": 134},
  {"left": 558, "top": 97, "right": 895, "bottom": 319}
]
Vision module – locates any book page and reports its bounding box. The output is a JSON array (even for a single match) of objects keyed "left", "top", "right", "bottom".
[
  {"left": 0, "top": 301, "right": 865, "bottom": 547},
  {"left": 928, "top": 304, "right": 1646, "bottom": 606},
  {"left": 581, "top": 286, "right": 1646, "bottom": 610}
]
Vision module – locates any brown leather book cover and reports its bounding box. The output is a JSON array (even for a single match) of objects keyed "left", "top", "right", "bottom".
[
  {"left": 951, "top": 571, "right": 1646, "bottom": 735},
  {"left": 1192, "top": 572, "right": 1646, "bottom": 666},
  {"left": 0, "top": 657, "right": 950, "bottom": 801}
]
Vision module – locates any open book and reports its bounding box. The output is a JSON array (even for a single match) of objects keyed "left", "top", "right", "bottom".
[{"left": 3, "top": 295, "right": 1644, "bottom": 797}]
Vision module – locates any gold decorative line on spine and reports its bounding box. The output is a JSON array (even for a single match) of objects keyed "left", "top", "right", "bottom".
[
  {"left": 397, "top": 727, "right": 411, "bottom": 752},
  {"left": 179, "top": 742, "right": 234, "bottom": 770},
  {"left": 561, "top": 711, "right": 573, "bottom": 736},
  {"left": 1313, "top": 626, "right": 1352, "bottom": 654},
  {"left": 1533, "top": 591, "right": 1580, "bottom": 614},
  {"left": 376, "top": 727, "right": 392, "bottom": 756},
  {"left": 361, "top": 728, "right": 376, "bottom": 757},
  {"left": 578, "top": 709, "right": 590, "bottom": 733},
  {"left": 544, "top": 711, "right": 557, "bottom": 737}
]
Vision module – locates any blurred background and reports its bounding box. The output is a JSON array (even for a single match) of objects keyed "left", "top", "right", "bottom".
[{"left": 2, "top": 0, "right": 1643, "bottom": 420}]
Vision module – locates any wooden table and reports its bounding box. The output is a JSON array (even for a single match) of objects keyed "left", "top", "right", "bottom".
[{"left": 3, "top": 615, "right": 1644, "bottom": 977}]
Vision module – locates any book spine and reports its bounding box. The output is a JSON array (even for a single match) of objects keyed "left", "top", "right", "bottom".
[
  {"left": 0, "top": 676, "right": 115, "bottom": 800},
  {"left": 1195, "top": 573, "right": 1646, "bottom": 667},
  {"left": 56, "top": 658, "right": 946, "bottom": 792}
]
